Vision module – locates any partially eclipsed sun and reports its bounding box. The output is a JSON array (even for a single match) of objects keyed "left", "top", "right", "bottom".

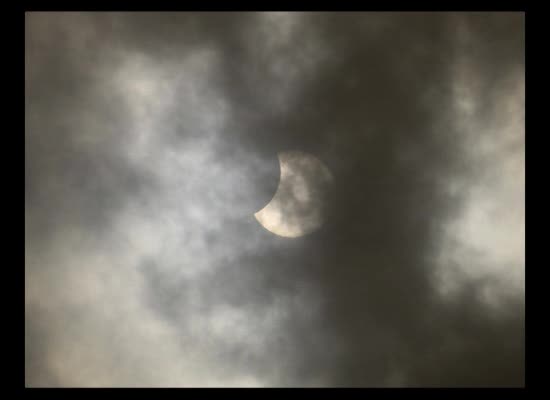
[{"left": 254, "top": 151, "right": 334, "bottom": 238}]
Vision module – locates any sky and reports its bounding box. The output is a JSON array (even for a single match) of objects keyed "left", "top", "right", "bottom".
[{"left": 25, "top": 12, "right": 525, "bottom": 387}]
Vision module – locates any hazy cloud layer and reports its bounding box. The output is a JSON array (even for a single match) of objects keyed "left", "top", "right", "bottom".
[{"left": 25, "top": 12, "right": 524, "bottom": 387}]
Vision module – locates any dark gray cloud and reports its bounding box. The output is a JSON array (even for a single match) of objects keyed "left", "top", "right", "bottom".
[{"left": 25, "top": 12, "right": 524, "bottom": 386}]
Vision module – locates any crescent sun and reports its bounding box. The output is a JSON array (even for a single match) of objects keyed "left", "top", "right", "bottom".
[{"left": 254, "top": 150, "right": 334, "bottom": 238}]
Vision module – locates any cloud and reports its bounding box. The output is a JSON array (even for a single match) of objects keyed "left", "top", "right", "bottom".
[{"left": 26, "top": 12, "right": 524, "bottom": 387}]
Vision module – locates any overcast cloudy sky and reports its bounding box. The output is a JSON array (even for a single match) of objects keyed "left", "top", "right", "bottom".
[{"left": 25, "top": 12, "right": 524, "bottom": 387}]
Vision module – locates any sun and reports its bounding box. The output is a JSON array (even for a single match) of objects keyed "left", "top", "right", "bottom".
[{"left": 254, "top": 151, "right": 333, "bottom": 238}]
